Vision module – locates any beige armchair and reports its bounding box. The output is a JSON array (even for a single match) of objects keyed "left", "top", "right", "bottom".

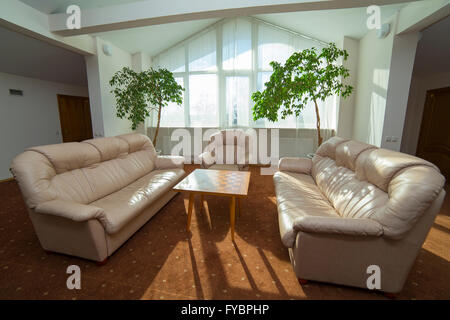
[
  {"left": 274, "top": 137, "right": 446, "bottom": 294},
  {"left": 199, "top": 129, "right": 250, "bottom": 171},
  {"left": 10, "top": 133, "right": 185, "bottom": 263}
]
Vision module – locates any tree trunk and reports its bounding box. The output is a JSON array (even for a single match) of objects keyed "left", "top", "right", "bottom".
[
  {"left": 153, "top": 104, "right": 162, "bottom": 147},
  {"left": 313, "top": 100, "right": 323, "bottom": 146}
]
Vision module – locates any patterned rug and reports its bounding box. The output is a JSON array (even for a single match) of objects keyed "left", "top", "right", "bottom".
[{"left": 0, "top": 165, "right": 449, "bottom": 299}]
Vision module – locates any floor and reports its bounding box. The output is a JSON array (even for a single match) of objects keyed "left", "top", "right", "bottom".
[{"left": 0, "top": 165, "right": 449, "bottom": 300}]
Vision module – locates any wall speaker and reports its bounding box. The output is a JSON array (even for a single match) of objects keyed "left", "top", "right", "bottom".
[{"left": 102, "top": 44, "right": 113, "bottom": 56}]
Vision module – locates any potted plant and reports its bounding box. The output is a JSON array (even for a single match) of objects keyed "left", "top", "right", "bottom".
[
  {"left": 110, "top": 67, "right": 184, "bottom": 146},
  {"left": 251, "top": 43, "right": 353, "bottom": 146}
]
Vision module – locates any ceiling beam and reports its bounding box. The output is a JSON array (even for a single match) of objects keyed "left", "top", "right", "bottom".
[
  {"left": 0, "top": 0, "right": 95, "bottom": 55},
  {"left": 49, "top": 0, "right": 416, "bottom": 36},
  {"left": 396, "top": 0, "right": 450, "bottom": 34}
]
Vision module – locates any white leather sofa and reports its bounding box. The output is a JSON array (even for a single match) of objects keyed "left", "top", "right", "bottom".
[
  {"left": 199, "top": 129, "right": 250, "bottom": 171},
  {"left": 275, "top": 136, "right": 446, "bottom": 293},
  {"left": 10, "top": 133, "right": 184, "bottom": 263}
]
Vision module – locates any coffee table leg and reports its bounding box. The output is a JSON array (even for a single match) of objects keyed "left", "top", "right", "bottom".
[
  {"left": 237, "top": 198, "right": 242, "bottom": 217},
  {"left": 186, "top": 193, "right": 195, "bottom": 232},
  {"left": 230, "top": 196, "right": 236, "bottom": 241},
  {"left": 200, "top": 194, "right": 204, "bottom": 214}
]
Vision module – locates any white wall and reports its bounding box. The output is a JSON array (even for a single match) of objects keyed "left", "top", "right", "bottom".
[
  {"left": 379, "top": 31, "right": 419, "bottom": 151},
  {"left": 352, "top": 14, "right": 397, "bottom": 146},
  {"left": 85, "top": 37, "right": 134, "bottom": 138},
  {"left": 0, "top": 72, "right": 88, "bottom": 180},
  {"left": 352, "top": 1, "right": 449, "bottom": 148},
  {"left": 85, "top": 49, "right": 104, "bottom": 138},
  {"left": 401, "top": 71, "right": 450, "bottom": 155}
]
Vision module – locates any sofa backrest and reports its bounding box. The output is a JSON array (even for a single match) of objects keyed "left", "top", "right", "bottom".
[
  {"left": 11, "top": 133, "right": 157, "bottom": 208},
  {"left": 209, "top": 129, "right": 250, "bottom": 165},
  {"left": 312, "top": 137, "right": 445, "bottom": 239}
]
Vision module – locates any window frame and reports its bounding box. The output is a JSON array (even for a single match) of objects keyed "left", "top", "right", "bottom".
[{"left": 153, "top": 17, "right": 331, "bottom": 129}]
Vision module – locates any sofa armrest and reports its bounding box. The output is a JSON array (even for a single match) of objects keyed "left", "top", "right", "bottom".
[
  {"left": 294, "top": 216, "right": 384, "bottom": 237},
  {"left": 198, "top": 151, "right": 215, "bottom": 168},
  {"left": 278, "top": 157, "right": 312, "bottom": 174},
  {"left": 155, "top": 155, "right": 184, "bottom": 169},
  {"left": 35, "top": 199, "right": 106, "bottom": 223}
]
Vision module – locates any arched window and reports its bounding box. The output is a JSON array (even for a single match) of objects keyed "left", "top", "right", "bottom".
[{"left": 153, "top": 17, "right": 336, "bottom": 130}]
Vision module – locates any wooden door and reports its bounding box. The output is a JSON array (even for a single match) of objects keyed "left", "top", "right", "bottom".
[
  {"left": 57, "top": 94, "right": 93, "bottom": 142},
  {"left": 416, "top": 86, "right": 450, "bottom": 181}
]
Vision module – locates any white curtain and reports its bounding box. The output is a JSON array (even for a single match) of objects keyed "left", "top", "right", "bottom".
[
  {"left": 222, "top": 18, "right": 252, "bottom": 128},
  {"left": 152, "top": 17, "right": 337, "bottom": 131}
]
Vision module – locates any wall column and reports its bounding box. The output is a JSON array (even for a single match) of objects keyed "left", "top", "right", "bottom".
[
  {"left": 132, "top": 52, "right": 152, "bottom": 136},
  {"left": 380, "top": 32, "right": 420, "bottom": 151}
]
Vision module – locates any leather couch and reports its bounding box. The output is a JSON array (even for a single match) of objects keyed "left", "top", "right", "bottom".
[
  {"left": 274, "top": 136, "right": 446, "bottom": 293},
  {"left": 10, "top": 133, "right": 184, "bottom": 263},
  {"left": 199, "top": 129, "right": 250, "bottom": 171}
]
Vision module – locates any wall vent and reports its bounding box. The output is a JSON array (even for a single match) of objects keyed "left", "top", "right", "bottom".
[{"left": 9, "top": 89, "right": 23, "bottom": 96}]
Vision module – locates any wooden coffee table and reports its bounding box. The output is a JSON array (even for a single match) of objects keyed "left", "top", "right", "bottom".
[{"left": 173, "top": 169, "right": 251, "bottom": 241}]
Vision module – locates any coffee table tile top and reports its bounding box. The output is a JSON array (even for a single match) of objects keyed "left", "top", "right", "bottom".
[{"left": 173, "top": 169, "right": 250, "bottom": 197}]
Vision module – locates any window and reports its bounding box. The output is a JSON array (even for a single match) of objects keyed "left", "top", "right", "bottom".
[
  {"left": 258, "top": 24, "right": 294, "bottom": 71},
  {"left": 222, "top": 19, "right": 252, "bottom": 71},
  {"left": 189, "top": 74, "right": 218, "bottom": 127},
  {"left": 226, "top": 76, "right": 250, "bottom": 126},
  {"left": 160, "top": 77, "right": 185, "bottom": 127},
  {"left": 153, "top": 17, "right": 335, "bottom": 129},
  {"left": 189, "top": 30, "right": 217, "bottom": 72}
]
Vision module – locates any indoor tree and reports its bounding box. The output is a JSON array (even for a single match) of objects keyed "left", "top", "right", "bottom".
[
  {"left": 110, "top": 67, "right": 184, "bottom": 146},
  {"left": 251, "top": 43, "right": 353, "bottom": 146}
]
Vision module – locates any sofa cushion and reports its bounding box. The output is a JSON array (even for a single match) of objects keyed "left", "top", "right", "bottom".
[
  {"left": 310, "top": 137, "right": 445, "bottom": 240},
  {"left": 91, "top": 169, "right": 184, "bottom": 234},
  {"left": 83, "top": 136, "right": 129, "bottom": 162},
  {"left": 155, "top": 156, "right": 185, "bottom": 169},
  {"left": 278, "top": 157, "right": 312, "bottom": 174},
  {"left": 312, "top": 155, "right": 388, "bottom": 220},
  {"left": 335, "top": 140, "right": 376, "bottom": 171},
  {"left": 357, "top": 148, "right": 439, "bottom": 192},
  {"left": 294, "top": 216, "right": 383, "bottom": 236},
  {"left": 11, "top": 134, "right": 157, "bottom": 208},
  {"left": 372, "top": 165, "right": 445, "bottom": 239},
  {"left": 118, "top": 133, "right": 158, "bottom": 158},
  {"left": 29, "top": 142, "right": 100, "bottom": 174},
  {"left": 35, "top": 199, "right": 106, "bottom": 224},
  {"left": 207, "top": 130, "right": 250, "bottom": 166},
  {"left": 274, "top": 171, "right": 338, "bottom": 247},
  {"left": 315, "top": 136, "right": 349, "bottom": 160}
]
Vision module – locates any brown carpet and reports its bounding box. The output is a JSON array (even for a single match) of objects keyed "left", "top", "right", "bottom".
[{"left": 0, "top": 165, "right": 449, "bottom": 300}]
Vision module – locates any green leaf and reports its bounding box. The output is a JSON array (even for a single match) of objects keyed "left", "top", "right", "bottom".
[
  {"left": 110, "top": 67, "right": 184, "bottom": 133},
  {"left": 251, "top": 42, "right": 354, "bottom": 122}
]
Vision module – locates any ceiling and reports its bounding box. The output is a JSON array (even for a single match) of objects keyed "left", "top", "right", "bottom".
[
  {"left": 0, "top": 26, "right": 87, "bottom": 86},
  {"left": 413, "top": 16, "right": 450, "bottom": 77},
  {"left": 255, "top": 3, "right": 408, "bottom": 43},
  {"left": 8, "top": 1, "right": 445, "bottom": 87},
  {"left": 18, "top": 0, "right": 412, "bottom": 57},
  {"left": 94, "top": 18, "right": 220, "bottom": 56},
  {"left": 92, "top": 3, "right": 409, "bottom": 57},
  {"left": 19, "top": 0, "right": 145, "bottom": 14}
]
